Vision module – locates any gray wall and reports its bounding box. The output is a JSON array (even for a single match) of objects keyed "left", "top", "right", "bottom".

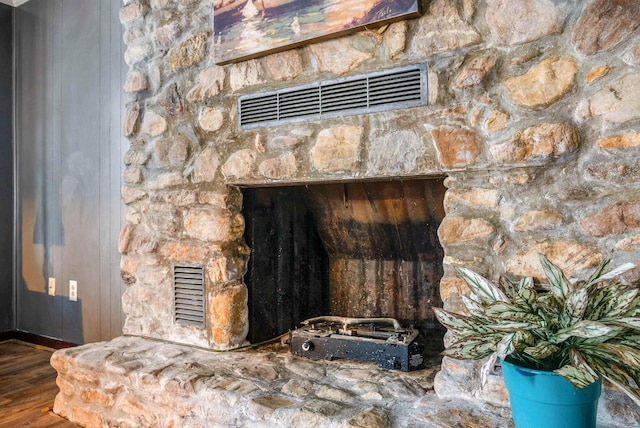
[
  {"left": 15, "top": 0, "right": 126, "bottom": 344},
  {"left": 0, "top": 4, "right": 13, "bottom": 332}
]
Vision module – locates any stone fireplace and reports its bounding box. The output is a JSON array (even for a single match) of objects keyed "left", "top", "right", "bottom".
[{"left": 51, "top": 0, "right": 640, "bottom": 426}]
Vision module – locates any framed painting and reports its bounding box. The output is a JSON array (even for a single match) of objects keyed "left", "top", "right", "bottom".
[{"left": 212, "top": 0, "right": 422, "bottom": 65}]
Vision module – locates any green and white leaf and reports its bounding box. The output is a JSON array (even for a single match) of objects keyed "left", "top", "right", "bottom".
[
  {"left": 432, "top": 308, "right": 483, "bottom": 332},
  {"left": 480, "top": 352, "right": 499, "bottom": 387},
  {"left": 496, "top": 331, "right": 534, "bottom": 359},
  {"left": 591, "top": 262, "right": 636, "bottom": 284},
  {"left": 561, "top": 287, "right": 588, "bottom": 328},
  {"left": 599, "top": 343, "right": 640, "bottom": 368},
  {"left": 524, "top": 341, "right": 560, "bottom": 360},
  {"left": 456, "top": 267, "right": 509, "bottom": 304},
  {"left": 485, "top": 301, "right": 541, "bottom": 323},
  {"left": 555, "top": 320, "right": 613, "bottom": 343},
  {"left": 605, "top": 289, "right": 640, "bottom": 318},
  {"left": 487, "top": 321, "right": 537, "bottom": 332},
  {"left": 461, "top": 295, "right": 486, "bottom": 318},
  {"left": 555, "top": 364, "right": 599, "bottom": 389},
  {"left": 584, "top": 256, "right": 610, "bottom": 286},
  {"left": 445, "top": 335, "right": 500, "bottom": 359},
  {"left": 609, "top": 317, "right": 640, "bottom": 330},
  {"left": 539, "top": 254, "right": 573, "bottom": 300}
]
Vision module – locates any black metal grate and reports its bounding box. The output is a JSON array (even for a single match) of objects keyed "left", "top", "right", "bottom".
[
  {"left": 238, "top": 64, "right": 427, "bottom": 129},
  {"left": 173, "top": 265, "right": 205, "bottom": 328}
]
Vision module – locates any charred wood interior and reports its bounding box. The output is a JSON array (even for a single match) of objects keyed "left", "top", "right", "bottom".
[{"left": 242, "top": 179, "right": 446, "bottom": 349}]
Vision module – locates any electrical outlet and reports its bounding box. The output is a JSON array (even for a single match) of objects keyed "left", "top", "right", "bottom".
[
  {"left": 69, "top": 280, "right": 78, "bottom": 302},
  {"left": 48, "top": 277, "right": 56, "bottom": 296}
]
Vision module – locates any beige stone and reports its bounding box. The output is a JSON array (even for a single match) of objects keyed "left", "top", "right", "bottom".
[
  {"left": 439, "top": 277, "right": 471, "bottom": 304},
  {"left": 159, "top": 82, "right": 183, "bottom": 116},
  {"left": 119, "top": 2, "right": 148, "bottom": 24},
  {"left": 221, "top": 149, "right": 257, "bottom": 180},
  {"left": 506, "top": 240, "right": 602, "bottom": 279},
  {"left": 121, "top": 186, "right": 147, "bottom": 205},
  {"left": 184, "top": 208, "right": 234, "bottom": 242},
  {"left": 247, "top": 397, "right": 295, "bottom": 421},
  {"left": 118, "top": 224, "right": 134, "bottom": 254},
  {"left": 490, "top": 122, "right": 579, "bottom": 163},
  {"left": 122, "top": 104, "right": 140, "bottom": 137},
  {"left": 209, "top": 285, "right": 248, "bottom": 347},
  {"left": 124, "top": 69, "right": 148, "bottom": 93},
  {"left": 385, "top": 21, "right": 407, "bottom": 60},
  {"left": 153, "top": 22, "right": 182, "bottom": 48},
  {"left": 581, "top": 201, "right": 640, "bottom": 237},
  {"left": 366, "top": 130, "right": 427, "bottom": 175},
  {"left": 585, "top": 65, "right": 610, "bottom": 83},
  {"left": 198, "top": 107, "right": 224, "bottom": 132},
  {"left": 123, "top": 167, "right": 143, "bottom": 184},
  {"left": 166, "top": 32, "right": 208, "bottom": 71},
  {"left": 123, "top": 27, "right": 144, "bottom": 46},
  {"left": 503, "top": 56, "right": 577, "bottom": 108},
  {"left": 154, "top": 137, "right": 188, "bottom": 167},
  {"left": 150, "top": 189, "right": 197, "bottom": 207},
  {"left": 513, "top": 210, "right": 562, "bottom": 232},
  {"left": 265, "top": 49, "right": 303, "bottom": 81},
  {"left": 311, "top": 126, "right": 362, "bottom": 172},
  {"left": 309, "top": 38, "right": 372, "bottom": 75},
  {"left": 124, "top": 43, "right": 152, "bottom": 66},
  {"left": 595, "top": 132, "right": 640, "bottom": 150},
  {"left": 258, "top": 153, "right": 297, "bottom": 180},
  {"left": 616, "top": 234, "right": 640, "bottom": 252},
  {"left": 412, "top": 0, "right": 480, "bottom": 55},
  {"left": 145, "top": 204, "right": 181, "bottom": 235},
  {"left": 485, "top": 0, "right": 561, "bottom": 45},
  {"left": 454, "top": 54, "right": 496, "bottom": 88},
  {"left": 430, "top": 127, "right": 481, "bottom": 169},
  {"left": 229, "top": 60, "right": 263, "bottom": 91},
  {"left": 577, "top": 73, "right": 640, "bottom": 124},
  {"left": 187, "top": 66, "right": 226, "bottom": 102},
  {"left": 267, "top": 136, "right": 301, "bottom": 152},
  {"left": 444, "top": 188, "right": 500, "bottom": 210},
  {"left": 484, "top": 110, "right": 510, "bottom": 132},
  {"left": 141, "top": 110, "right": 167, "bottom": 137},
  {"left": 147, "top": 172, "right": 183, "bottom": 190},
  {"left": 572, "top": 0, "right": 640, "bottom": 55},
  {"left": 438, "top": 217, "right": 494, "bottom": 244},
  {"left": 625, "top": 39, "right": 640, "bottom": 66},
  {"left": 193, "top": 147, "right": 220, "bottom": 183}
]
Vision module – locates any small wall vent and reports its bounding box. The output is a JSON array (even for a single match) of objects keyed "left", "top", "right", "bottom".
[
  {"left": 173, "top": 264, "right": 205, "bottom": 329},
  {"left": 238, "top": 63, "right": 427, "bottom": 130}
]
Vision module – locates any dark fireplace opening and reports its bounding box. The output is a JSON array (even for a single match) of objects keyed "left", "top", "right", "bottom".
[{"left": 242, "top": 178, "right": 447, "bottom": 357}]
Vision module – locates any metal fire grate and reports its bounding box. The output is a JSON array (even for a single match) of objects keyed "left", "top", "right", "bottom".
[
  {"left": 173, "top": 264, "right": 205, "bottom": 328},
  {"left": 238, "top": 63, "right": 428, "bottom": 130}
]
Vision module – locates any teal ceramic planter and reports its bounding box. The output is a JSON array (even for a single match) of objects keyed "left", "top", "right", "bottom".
[{"left": 501, "top": 359, "right": 602, "bottom": 428}]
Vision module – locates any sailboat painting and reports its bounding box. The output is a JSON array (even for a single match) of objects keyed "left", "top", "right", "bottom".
[{"left": 212, "top": 0, "right": 421, "bottom": 64}]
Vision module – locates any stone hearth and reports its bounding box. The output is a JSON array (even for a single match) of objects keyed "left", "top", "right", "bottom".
[{"left": 52, "top": 0, "right": 640, "bottom": 426}]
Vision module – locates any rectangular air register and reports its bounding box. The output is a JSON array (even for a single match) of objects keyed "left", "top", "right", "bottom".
[
  {"left": 238, "top": 63, "right": 428, "bottom": 129},
  {"left": 173, "top": 264, "right": 205, "bottom": 328}
]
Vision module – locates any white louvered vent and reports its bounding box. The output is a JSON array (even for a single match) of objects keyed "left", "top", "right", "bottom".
[
  {"left": 238, "top": 63, "right": 427, "bottom": 129},
  {"left": 173, "top": 265, "right": 205, "bottom": 328}
]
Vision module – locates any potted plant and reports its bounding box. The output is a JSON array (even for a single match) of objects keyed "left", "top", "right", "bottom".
[{"left": 433, "top": 254, "right": 640, "bottom": 428}]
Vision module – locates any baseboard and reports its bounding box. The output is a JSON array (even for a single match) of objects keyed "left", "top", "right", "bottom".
[{"left": 0, "top": 330, "right": 77, "bottom": 349}]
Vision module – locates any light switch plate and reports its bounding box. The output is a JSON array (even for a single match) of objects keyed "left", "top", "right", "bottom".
[{"left": 48, "top": 277, "right": 56, "bottom": 296}]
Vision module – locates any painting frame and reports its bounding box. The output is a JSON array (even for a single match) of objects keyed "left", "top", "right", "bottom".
[{"left": 212, "top": 0, "right": 422, "bottom": 65}]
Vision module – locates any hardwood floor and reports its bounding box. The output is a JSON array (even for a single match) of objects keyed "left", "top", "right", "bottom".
[{"left": 0, "top": 340, "right": 78, "bottom": 427}]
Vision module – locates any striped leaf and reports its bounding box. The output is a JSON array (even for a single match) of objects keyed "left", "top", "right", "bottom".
[
  {"left": 461, "top": 294, "right": 486, "bottom": 318},
  {"left": 584, "top": 256, "right": 610, "bottom": 286},
  {"left": 610, "top": 317, "right": 640, "bottom": 330},
  {"left": 499, "top": 276, "right": 518, "bottom": 299},
  {"left": 599, "top": 343, "right": 640, "bottom": 368},
  {"left": 582, "top": 353, "right": 640, "bottom": 406},
  {"left": 445, "top": 335, "right": 501, "bottom": 359},
  {"left": 592, "top": 262, "right": 636, "bottom": 284},
  {"left": 497, "top": 330, "right": 534, "bottom": 359},
  {"left": 480, "top": 352, "right": 499, "bottom": 387},
  {"left": 605, "top": 289, "right": 640, "bottom": 318},
  {"left": 554, "top": 364, "right": 599, "bottom": 389},
  {"left": 485, "top": 301, "right": 540, "bottom": 322},
  {"left": 555, "top": 320, "right": 613, "bottom": 343},
  {"left": 539, "top": 254, "right": 572, "bottom": 300},
  {"left": 524, "top": 341, "right": 560, "bottom": 359},
  {"left": 455, "top": 267, "right": 509, "bottom": 304},
  {"left": 515, "top": 277, "right": 536, "bottom": 306},
  {"left": 561, "top": 287, "right": 588, "bottom": 328},
  {"left": 487, "top": 321, "right": 537, "bottom": 332}
]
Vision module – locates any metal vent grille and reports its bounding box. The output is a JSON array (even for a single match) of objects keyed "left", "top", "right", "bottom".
[
  {"left": 238, "top": 63, "right": 427, "bottom": 129},
  {"left": 173, "top": 265, "right": 205, "bottom": 328}
]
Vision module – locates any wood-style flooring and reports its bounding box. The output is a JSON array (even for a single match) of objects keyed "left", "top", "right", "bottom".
[{"left": 0, "top": 340, "right": 78, "bottom": 427}]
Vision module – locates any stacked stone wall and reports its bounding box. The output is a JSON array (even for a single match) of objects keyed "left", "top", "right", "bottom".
[{"left": 118, "top": 0, "right": 640, "bottom": 405}]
